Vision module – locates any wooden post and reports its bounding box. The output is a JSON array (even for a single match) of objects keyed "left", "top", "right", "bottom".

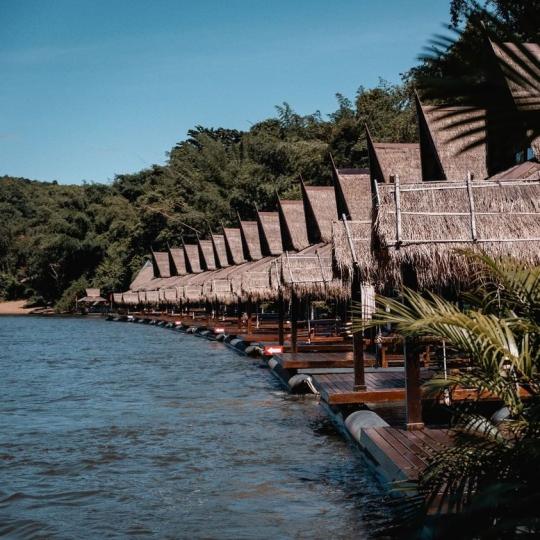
[
  {"left": 291, "top": 292, "right": 299, "bottom": 353},
  {"left": 278, "top": 291, "right": 285, "bottom": 346},
  {"left": 405, "top": 338, "right": 424, "bottom": 430},
  {"left": 352, "top": 268, "right": 366, "bottom": 391},
  {"left": 394, "top": 175, "right": 402, "bottom": 245},
  {"left": 246, "top": 299, "right": 253, "bottom": 335},
  {"left": 466, "top": 172, "right": 477, "bottom": 242}
]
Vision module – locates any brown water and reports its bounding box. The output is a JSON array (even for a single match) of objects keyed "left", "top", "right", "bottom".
[{"left": 0, "top": 316, "right": 390, "bottom": 539}]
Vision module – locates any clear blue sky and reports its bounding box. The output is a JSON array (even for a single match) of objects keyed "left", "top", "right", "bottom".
[{"left": 1, "top": 0, "right": 451, "bottom": 184}]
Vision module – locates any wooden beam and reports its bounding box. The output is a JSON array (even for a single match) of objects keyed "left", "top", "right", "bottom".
[
  {"left": 278, "top": 291, "right": 285, "bottom": 346},
  {"left": 291, "top": 292, "right": 299, "bottom": 353},
  {"left": 405, "top": 339, "right": 424, "bottom": 430},
  {"left": 351, "top": 268, "right": 366, "bottom": 390}
]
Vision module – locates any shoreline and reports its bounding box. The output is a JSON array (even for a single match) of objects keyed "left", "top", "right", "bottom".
[{"left": 0, "top": 300, "right": 54, "bottom": 316}]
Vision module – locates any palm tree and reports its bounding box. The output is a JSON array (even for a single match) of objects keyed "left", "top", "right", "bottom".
[{"left": 356, "top": 253, "right": 540, "bottom": 538}]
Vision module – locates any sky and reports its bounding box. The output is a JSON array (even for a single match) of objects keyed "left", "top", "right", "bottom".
[{"left": 1, "top": 0, "right": 451, "bottom": 184}]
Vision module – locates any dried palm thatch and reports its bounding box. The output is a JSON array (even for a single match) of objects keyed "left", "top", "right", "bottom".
[
  {"left": 198, "top": 239, "right": 217, "bottom": 271},
  {"left": 163, "top": 288, "right": 178, "bottom": 303},
  {"left": 301, "top": 183, "right": 338, "bottom": 243},
  {"left": 152, "top": 251, "right": 171, "bottom": 278},
  {"left": 122, "top": 292, "right": 140, "bottom": 305},
  {"left": 490, "top": 159, "right": 540, "bottom": 180},
  {"left": 367, "top": 136, "right": 422, "bottom": 183},
  {"left": 239, "top": 220, "right": 263, "bottom": 261},
  {"left": 239, "top": 256, "right": 279, "bottom": 302},
  {"left": 278, "top": 244, "right": 349, "bottom": 299},
  {"left": 375, "top": 178, "right": 540, "bottom": 288},
  {"left": 169, "top": 247, "right": 187, "bottom": 275},
  {"left": 183, "top": 244, "right": 203, "bottom": 273},
  {"left": 257, "top": 212, "right": 283, "bottom": 255},
  {"left": 278, "top": 199, "right": 309, "bottom": 251},
  {"left": 489, "top": 40, "right": 540, "bottom": 157},
  {"left": 211, "top": 234, "right": 229, "bottom": 268},
  {"left": 145, "top": 290, "right": 159, "bottom": 304},
  {"left": 331, "top": 162, "right": 371, "bottom": 220},
  {"left": 184, "top": 284, "right": 204, "bottom": 303},
  {"left": 223, "top": 227, "right": 246, "bottom": 265},
  {"left": 130, "top": 260, "right": 154, "bottom": 290},
  {"left": 332, "top": 220, "right": 374, "bottom": 281},
  {"left": 417, "top": 94, "right": 489, "bottom": 181},
  {"left": 112, "top": 293, "right": 124, "bottom": 304}
]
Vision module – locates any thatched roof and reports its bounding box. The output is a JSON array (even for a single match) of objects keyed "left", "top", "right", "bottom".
[
  {"left": 278, "top": 199, "right": 309, "bottom": 251},
  {"left": 223, "top": 227, "right": 246, "bottom": 265},
  {"left": 162, "top": 288, "right": 178, "bottom": 303},
  {"left": 332, "top": 220, "right": 374, "bottom": 281},
  {"left": 123, "top": 291, "right": 140, "bottom": 305},
  {"left": 112, "top": 293, "right": 123, "bottom": 304},
  {"left": 374, "top": 179, "right": 540, "bottom": 288},
  {"left": 183, "top": 244, "right": 203, "bottom": 273},
  {"left": 257, "top": 212, "right": 283, "bottom": 256},
  {"left": 198, "top": 239, "right": 217, "bottom": 271},
  {"left": 490, "top": 159, "right": 540, "bottom": 180},
  {"left": 169, "top": 248, "right": 187, "bottom": 275},
  {"left": 489, "top": 40, "right": 540, "bottom": 158},
  {"left": 151, "top": 251, "right": 171, "bottom": 278},
  {"left": 301, "top": 182, "right": 338, "bottom": 243},
  {"left": 279, "top": 244, "right": 348, "bottom": 299},
  {"left": 239, "top": 256, "right": 278, "bottom": 302},
  {"left": 130, "top": 260, "right": 154, "bottom": 290},
  {"left": 211, "top": 234, "right": 229, "bottom": 268},
  {"left": 416, "top": 95, "right": 489, "bottom": 181},
  {"left": 331, "top": 163, "right": 372, "bottom": 219},
  {"left": 366, "top": 127, "right": 422, "bottom": 183},
  {"left": 239, "top": 220, "right": 263, "bottom": 261}
]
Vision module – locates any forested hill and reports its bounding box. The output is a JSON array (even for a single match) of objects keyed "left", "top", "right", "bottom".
[{"left": 0, "top": 83, "right": 416, "bottom": 309}]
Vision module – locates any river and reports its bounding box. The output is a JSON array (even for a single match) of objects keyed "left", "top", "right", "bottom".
[{"left": 0, "top": 316, "right": 390, "bottom": 539}]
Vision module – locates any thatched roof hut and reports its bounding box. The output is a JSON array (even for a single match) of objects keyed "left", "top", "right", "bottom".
[
  {"left": 223, "top": 227, "right": 246, "bottom": 265},
  {"left": 331, "top": 163, "right": 371, "bottom": 220},
  {"left": 374, "top": 178, "right": 540, "bottom": 288},
  {"left": 183, "top": 244, "right": 203, "bottom": 274},
  {"left": 211, "top": 234, "right": 229, "bottom": 268},
  {"left": 238, "top": 256, "right": 278, "bottom": 302},
  {"left": 112, "top": 292, "right": 124, "bottom": 304},
  {"left": 129, "top": 260, "right": 154, "bottom": 290},
  {"left": 416, "top": 94, "right": 489, "bottom": 181},
  {"left": 257, "top": 212, "right": 283, "bottom": 255},
  {"left": 151, "top": 251, "right": 171, "bottom": 278},
  {"left": 279, "top": 243, "right": 348, "bottom": 299},
  {"left": 365, "top": 128, "right": 422, "bottom": 183},
  {"left": 169, "top": 247, "right": 187, "bottom": 275},
  {"left": 198, "top": 239, "right": 217, "bottom": 271},
  {"left": 278, "top": 199, "right": 309, "bottom": 251},
  {"left": 239, "top": 220, "right": 263, "bottom": 261},
  {"left": 301, "top": 182, "right": 338, "bottom": 243}
]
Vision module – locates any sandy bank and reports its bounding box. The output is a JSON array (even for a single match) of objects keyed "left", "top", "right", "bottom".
[{"left": 0, "top": 300, "right": 53, "bottom": 315}]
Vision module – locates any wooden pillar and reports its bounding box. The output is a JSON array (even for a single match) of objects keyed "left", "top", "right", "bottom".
[
  {"left": 291, "top": 292, "right": 299, "bottom": 353},
  {"left": 237, "top": 301, "right": 243, "bottom": 329},
  {"left": 405, "top": 338, "right": 424, "bottom": 430},
  {"left": 351, "top": 268, "right": 366, "bottom": 391},
  {"left": 278, "top": 292, "right": 285, "bottom": 346},
  {"left": 246, "top": 299, "right": 253, "bottom": 335}
]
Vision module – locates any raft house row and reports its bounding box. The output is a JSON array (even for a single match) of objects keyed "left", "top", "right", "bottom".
[{"left": 109, "top": 39, "right": 540, "bottom": 486}]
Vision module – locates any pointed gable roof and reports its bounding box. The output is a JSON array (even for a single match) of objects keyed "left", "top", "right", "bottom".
[
  {"left": 198, "top": 239, "right": 216, "bottom": 271},
  {"left": 151, "top": 251, "right": 171, "bottom": 278},
  {"left": 416, "top": 94, "right": 489, "bottom": 181},
  {"left": 223, "top": 227, "right": 246, "bottom": 265},
  {"left": 278, "top": 199, "right": 309, "bottom": 251},
  {"left": 211, "top": 234, "right": 229, "bottom": 268},
  {"left": 239, "top": 220, "right": 263, "bottom": 261},
  {"left": 257, "top": 211, "right": 283, "bottom": 256},
  {"left": 331, "top": 167, "right": 372, "bottom": 222},
  {"left": 168, "top": 247, "right": 187, "bottom": 276},
  {"left": 183, "top": 243, "right": 202, "bottom": 273},
  {"left": 301, "top": 182, "right": 338, "bottom": 243},
  {"left": 130, "top": 260, "right": 154, "bottom": 290},
  {"left": 365, "top": 128, "right": 422, "bottom": 183}
]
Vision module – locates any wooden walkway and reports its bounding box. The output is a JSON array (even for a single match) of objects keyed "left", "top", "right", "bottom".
[
  {"left": 360, "top": 427, "right": 452, "bottom": 482},
  {"left": 275, "top": 351, "right": 375, "bottom": 370},
  {"left": 312, "top": 370, "right": 433, "bottom": 405}
]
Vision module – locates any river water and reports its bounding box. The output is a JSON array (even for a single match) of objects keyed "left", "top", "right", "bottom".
[{"left": 0, "top": 316, "right": 389, "bottom": 539}]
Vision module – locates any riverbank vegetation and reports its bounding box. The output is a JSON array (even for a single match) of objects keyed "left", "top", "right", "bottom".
[{"left": 0, "top": 0, "right": 536, "bottom": 313}]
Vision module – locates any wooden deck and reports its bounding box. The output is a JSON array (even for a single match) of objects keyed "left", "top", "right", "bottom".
[
  {"left": 360, "top": 427, "right": 452, "bottom": 482},
  {"left": 275, "top": 351, "right": 375, "bottom": 370},
  {"left": 312, "top": 370, "right": 433, "bottom": 405}
]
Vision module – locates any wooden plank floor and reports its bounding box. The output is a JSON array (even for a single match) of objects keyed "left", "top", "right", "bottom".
[
  {"left": 359, "top": 427, "right": 452, "bottom": 482},
  {"left": 312, "top": 370, "right": 433, "bottom": 405},
  {"left": 275, "top": 351, "right": 376, "bottom": 369}
]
